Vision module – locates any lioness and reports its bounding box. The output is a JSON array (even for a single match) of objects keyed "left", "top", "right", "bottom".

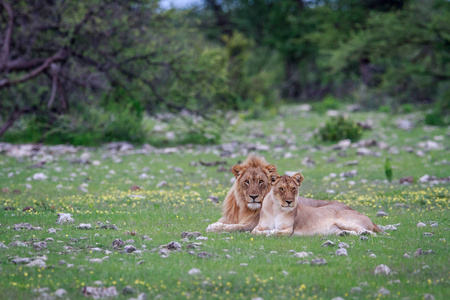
[
  {"left": 206, "top": 153, "right": 277, "bottom": 232},
  {"left": 252, "top": 174, "right": 381, "bottom": 236}
]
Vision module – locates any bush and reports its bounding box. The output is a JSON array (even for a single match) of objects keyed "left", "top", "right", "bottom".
[
  {"left": 378, "top": 105, "right": 391, "bottom": 113},
  {"left": 318, "top": 116, "right": 363, "bottom": 142},
  {"left": 401, "top": 104, "right": 414, "bottom": 113}
]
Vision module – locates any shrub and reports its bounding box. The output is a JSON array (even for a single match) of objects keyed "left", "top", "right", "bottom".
[
  {"left": 378, "top": 105, "right": 391, "bottom": 113},
  {"left": 318, "top": 116, "right": 363, "bottom": 142},
  {"left": 401, "top": 104, "right": 414, "bottom": 113}
]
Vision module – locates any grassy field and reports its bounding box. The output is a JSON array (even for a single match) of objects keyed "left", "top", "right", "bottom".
[{"left": 1, "top": 106, "right": 449, "bottom": 299}]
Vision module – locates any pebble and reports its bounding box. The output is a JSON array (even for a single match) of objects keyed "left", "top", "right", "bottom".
[
  {"left": 124, "top": 245, "right": 137, "bottom": 253},
  {"left": 377, "top": 287, "right": 390, "bottom": 296},
  {"left": 78, "top": 223, "right": 92, "bottom": 229},
  {"left": 310, "top": 258, "right": 327, "bottom": 266},
  {"left": 374, "top": 264, "right": 391, "bottom": 275},
  {"left": 188, "top": 268, "right": 201, "bottom": 275},
  {"left": 350, "top": 287, "right": 362, "bottom": 293},
  {"left": 369, "top": 253, "right": 377, "bottom": 258},
  {"left": 403, "top": 253, "right": 411, "bottom": 259},
  {"left": 240, "top": 263, "right": 248, "bottom": 267},
  {"left": 335, "top": 248, "right": 348, "bottom": 256},
  {"left": 54, "top": 289, "right": 67, "bottom": 298},
  {"left": 47, "top": 228, "right": 57, "bottom": 234},
  {"left": 360, "top": 236, "right": 368, "bottom": 241},
  {"left": 376, "top": 209, "right": 389, "bottom": 217},
  {"left": 417, "top": 222, "right": 427, "bottom": 228},
  {"left": 321, "top": 240, "right": 335, "bottom": 247},
  {"left": 338, "top": 242, "right": 349, "bottom": 249},
  {"left": 294, "top": 252, "right": 309, "bottom": 258},
  {"left": 89, "top": 259, "right": 103, "bottom": 263},
  {"left": 122, "top": 286, "right": 135, "bottom": 295},
  {"left": 12, "top": 258, "right": 31, "bottom": 264}
]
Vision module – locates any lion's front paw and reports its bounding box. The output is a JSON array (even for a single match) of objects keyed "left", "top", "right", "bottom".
[
  {"left": 339, "top": 230, "right": 357, "bottom": 236},
  {"left": 206, "top": 222, "right": 226, "bottom": 232}
]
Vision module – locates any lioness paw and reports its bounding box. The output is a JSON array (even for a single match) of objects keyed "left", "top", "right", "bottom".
[
  {"left": 206, "top": 222, "right": 226, "bottom": 232},
  {"left": 338, "top": 230, "right": 357, "bottom": 236}
]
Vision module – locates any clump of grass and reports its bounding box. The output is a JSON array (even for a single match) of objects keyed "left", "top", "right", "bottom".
[{"left": 317, "top": 116, "right": 363, "bottom": 142}]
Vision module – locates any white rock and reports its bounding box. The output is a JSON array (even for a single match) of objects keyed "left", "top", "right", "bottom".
[
  {"left": 418, "top": 175, "right": 430, "bottom": 183},
  {"left": 54, "top": 289, "right": 67, "bottom": 298},
  {"left": 188, "top": 268, "right": 201, "bottom": 275},
  {"left": 335, "top": 248, "right": 348, "bottom": 256},
  {"left": 33, "top": 173, "right": 48, "bottom": 180},
  {"left": 47, "top": 228, "right": 56, "bottom": 234},
  {"left": 56, "top": 213, "right": 74, "bottom": 224},
  {"left": 417, "top": 222, "right": 427, "bottom": 228},
  {"left": 26, "top": 259, "right": 46, "bottom": 267},
  {"left": 374, "top": 264, "right": 391, "bottom": 275},
  {"left": 294, "top": 251, "right": 309, "bottom": 258},
  {"left": 138, "top": 173, "right": 149, "bottom": 179},
  {"left": 78, "top": 223, "right": 92, "bottom": 229},
  {"left": 89, "top": 258, "right": 103, "bottom": 263}
]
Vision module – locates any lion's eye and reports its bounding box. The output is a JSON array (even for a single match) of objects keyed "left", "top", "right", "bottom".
[
  {"left": 279, "top": 187, "right": 284, "bottom": 192},
  {"left": 259, "top": 180, "right": 264, "bottom": 184},
  {"left": 244, "top": 180, "right": 250, "bottom": 185},
  {"left": 292, "top": 188, "right": 296, "bottom": 192}
]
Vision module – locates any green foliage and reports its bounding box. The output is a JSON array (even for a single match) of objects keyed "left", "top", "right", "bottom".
[
  {"left": 378, "top": 105, "right": 391, "bottom": 114},
  {"left": 401, "top": 104, "right": 414, "bottom": 113},
  {"left": 313, "top": 95, "right": 341, "bottom": 114},
  {"left": 318, "top": 116, "right": 363, "bottom": 142},
  {"left": 385, "top": 158, "right": 393, "bottom": 182}
]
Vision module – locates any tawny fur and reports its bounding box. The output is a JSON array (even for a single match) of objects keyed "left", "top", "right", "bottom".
[
  {"left": 252, "top": 174, "right": 381, "bottom": 236},
  {"left": 206, "top": 153, "right": 277, "bottom": 232}
]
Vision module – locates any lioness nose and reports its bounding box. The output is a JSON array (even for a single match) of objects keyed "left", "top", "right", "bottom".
[
  {"left": 286, "top": 200, "right": 293, "bottom": 205},
  {"left": 249, "top": 195, "right": 259, "bottom": 200}
]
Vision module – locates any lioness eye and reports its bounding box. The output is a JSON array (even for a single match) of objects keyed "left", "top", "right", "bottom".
[
  {"left": 244, "top": 180, "right": 249, "bottom": 184},
  {"left": 279, "top": 187, "right": 284, "bottom": 192},
  {"left": 259, "top": 180, "right": 264, "bottom": 184},
  {"left": 292, "top": 188, "right": 296, "bottom": 192}
]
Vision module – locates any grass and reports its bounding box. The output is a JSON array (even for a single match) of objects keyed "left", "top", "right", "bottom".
[{"left": 0, "top": 106, "right": 449, "bottom": 299}]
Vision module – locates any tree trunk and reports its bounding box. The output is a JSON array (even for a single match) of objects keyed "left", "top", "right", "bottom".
[
  {"left": 283, "top": 59, "right": 301, "bottom": 100},
  {"left": 0, "top": 109, "right": 23, "bottom": 137},
  {"left": 359, "top": 57, "right": 372, "bottom": 86}
]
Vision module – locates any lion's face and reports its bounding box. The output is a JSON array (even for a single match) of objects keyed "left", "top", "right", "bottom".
[
  {"left": 232, "top": 164, "right": 277, "bottom": 210},
  {"left": 272, "top": 173, "right": 304, "bottom": 211}
]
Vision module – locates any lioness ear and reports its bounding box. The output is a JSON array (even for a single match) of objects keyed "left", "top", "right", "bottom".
[
  {"left": 231, "top": 165, "right": 243, "bottom": 178},
  {"left": 271, "top": 174, "right": 281, "bottom": 186},
  {"left": 292, "top": 173, "right": 304, "bottom": 186},
  {"left": 265, "top": 164, "right": 277, "bottom": 174}
]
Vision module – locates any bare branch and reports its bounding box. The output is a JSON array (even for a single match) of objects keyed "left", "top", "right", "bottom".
[
  {"left": 0, "top": 49, "right": 66, "bottom": 88},
  {"left": 0, "top": 0, "right": 13, "bottom": 71}
]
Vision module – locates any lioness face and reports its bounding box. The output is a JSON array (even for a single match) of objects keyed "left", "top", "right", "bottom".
[
  {"left": 232, "top": 164, "right": 277, "bottom": 210},
  {"left": 272, "top": 173, "right": 304, "bottom": 211}
]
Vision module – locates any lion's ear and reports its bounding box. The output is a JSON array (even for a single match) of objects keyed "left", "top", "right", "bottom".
[
  {"left": 265, "top": 164, "right": 277, "bottom": 174},
  {"left": 292, "top": 173, "right": 304, "bottom": 186},
  {"left": 271, "top": 174, "right": 281, "bottom": 186},
  {"left": 231, "top": 165, "right": 243, "bottom": 178}
]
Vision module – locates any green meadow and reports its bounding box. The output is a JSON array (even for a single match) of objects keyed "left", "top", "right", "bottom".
[{"left": 1, "top": 107, "right": 449, "bottom": 300}]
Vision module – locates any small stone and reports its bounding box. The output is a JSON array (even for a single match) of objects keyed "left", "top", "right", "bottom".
[
  {"left": 33, "top": 242, "right": 47, "bottom": 251},
  {"left": 197, "top": 252, "right": 211, "bottom": 258},
  {"left": 136, "top": 260, "right": 145, "bottom": 265},
  {"left": 331, "top": 297, "right": 344, "bottom": 300},
  {"left": 26, "top": 259, "right": 46, "bottom": 267},
  {"left": 240, "top": 263, "right": 248, "bottom": 267},
  {"left": 369, "top": 253, "right": 377, "bottom": 258},
  {"left": 338, "top": 242, "right": 349, "bottom": 249},
  {"left": 310, "top": 258, "right": 327, "bottom": 266},
  {"left": 125, "top": 239, "right": 135, "bottom": 244},
  {"left": 389, "top": 280, "right": 401, "bottom": 284},
  {"left": 377, "top": 287, "right": 390, "bottom": 296},
  {"left": 376, "top": 209, "right": 389, "bottom": 217},
  {"left": 350, "top": 287, "right": 362, "bottom": 293},
  {"left": 225, "top": 255, "right": 232, "bottom": 259},
  {"left": 165, "top": 241, "right": 182, "bottom": 250},
  {"left": 142, "top": 235, "right": 152, "bottom": 241},
  {"left": 124, "top": 245, "right": 137, "bottom": 253},
  {"left": 321, "top": 240, "right": 335, "bottom": 247},
  {"left": 0, "top": 242, "right": 9, "bottom": 249},
  {"left": 423, "top": 232, "right": 434, "bottom": 237},
  {"left": 12, "top": 258, "right": 31, "bottom": 264},
  {"left": 424, "top": 294, "right": 435, "bottom": 300},
  {"left": 188, "top": 268, "right": 201, "bottom": 275},
  {"left": 156, "top": 181, "right": 167, "bottom": 188},
  {"left": 90, "top": 247, "right": 103, "bottom": 252},
  {"left": 47, "top": 228, "right": 56, "bottom": 234},
  {"left": 78, "top": 223, "right": 92, "bottom": 229},
  {"left": 112, "top": 239, "right": 125, "bottom": 249},
  {"left": 403, "top": 253, "right": 411, "bottom": 259},
  {"left": 59, "top": 260, "right": 67, "bottom": 265},
  {"left": 294, "top": 251, "right": 309, "bottom": 258},
  {"left": 335, "top": 248, "right": 348, "bottom": 256},
  {"left": 417, "top": 222, "right": 427, "bottom": 228},
  {"left": 55, "top": 288, "right": 67, "bottom": 298},
  {"left": 374, "top": 264, "right": 391, "bottom": 275},
  {"left": 360, "top": 236, "right": 368, "bottom": 241},
  {"left": 122, "top": 286, "right": 135, "bottom": 295},
  {"left": 89, "top": 259, "right": 103, "bottom": 263},
  {"left": 269, "top": 251, "right": 278, "bottom": 254}
]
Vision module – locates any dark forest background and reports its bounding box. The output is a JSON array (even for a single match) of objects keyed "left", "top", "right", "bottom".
[{"left": 0, "top": 0, "right": 449, "bottom": 145}]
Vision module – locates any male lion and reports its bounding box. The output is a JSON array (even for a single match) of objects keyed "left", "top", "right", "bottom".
[
  {"left": 252, "top": 174, "right": 381, "bottom": 236},
  {"left": 206, "top": 153, "right": 277, "bottom": 232}
]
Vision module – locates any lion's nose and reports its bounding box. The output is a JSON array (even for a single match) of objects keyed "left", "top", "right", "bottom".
[
  {"left": 249, "top": 195, "right": 259, "bottom": 201},
  {"left": 286, "top": 200, "right": 293, "bottom": 205}
]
